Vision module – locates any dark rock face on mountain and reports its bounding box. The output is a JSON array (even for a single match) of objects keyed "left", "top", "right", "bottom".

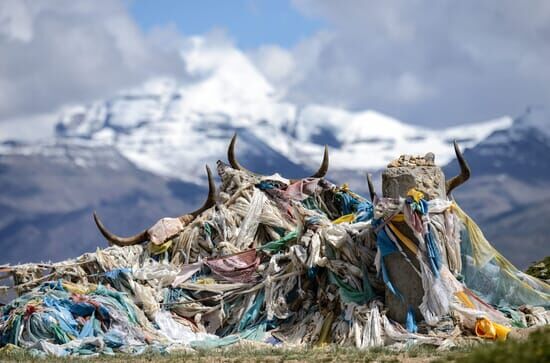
[
  {"left": 0, "top": 134, "right": 312, "bottom": 265},
  {"left": 445, "top": 107, "right": 550, "bottom": 268},
  {"left": 0, "top": 141, "right": 205, "bottom": 264},
  {"left": 219, "top": 128, "right": 312, "bottom": 179}
]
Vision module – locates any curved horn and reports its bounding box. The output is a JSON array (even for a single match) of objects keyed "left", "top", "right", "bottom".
[
  {"left": 93, "top": 212, "right": 148, "bottom": 246},
  {"left": 94, "top": 167, "right": 216, "bottom": 246},
  {"left": 228, "top": 133, "right": 256, "bottom": 175},
  {"left": 189, "top": 165, "right": 217, "bottom": 217},
  {"left": 310, "top": 145, "right": 329, "bottom": 178},
  {"left": 229, "top": 133, "right": 329, "bottom": 179},
  {"left": 445, "top": 140, "right": 471, "bottom": 196},
  {"left": 366, "top": 173, "right": 377, "bottom": 202}
]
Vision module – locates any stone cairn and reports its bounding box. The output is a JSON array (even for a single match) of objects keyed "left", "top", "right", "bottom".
[{"left": 382, "top": 152, "right": 444, "bottom": 323}]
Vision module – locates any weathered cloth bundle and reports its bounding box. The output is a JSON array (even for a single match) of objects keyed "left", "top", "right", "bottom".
[{"left": 1, "top": 162, "right": 549, "bottom": 357}]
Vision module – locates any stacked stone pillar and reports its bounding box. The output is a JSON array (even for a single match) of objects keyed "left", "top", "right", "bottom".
[{"left": 381, "top": 153, "right": 446, "bottom": 324}]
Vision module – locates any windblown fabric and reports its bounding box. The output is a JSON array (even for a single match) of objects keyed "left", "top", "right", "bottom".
[
  {"left": 205, "top": 249, "right": 260, "bottom": 283},
  {"left": 1, "top": 163, "right": 549, "bottom": 357}
]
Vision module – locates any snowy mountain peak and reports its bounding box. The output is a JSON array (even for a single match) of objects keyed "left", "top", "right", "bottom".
[
  {"left": 295, "top": 105, "right": 419, "bottom": 146},
  {"left": 515, "top": 105, "right": 549, "bottom": 135},
  {"left": 294, "top": 105, "right": 512, "bottom": 171},
  {"left": 452, "top": 106, "right": 550, "bottom": 182},
  {"left": 56, "top": 36, "right": 290, "bottom": 140},
  {"left": 182, "top": 36, "right": 273, "bottom": 93},
  {"left": 178, "top": 36, "right": 280, "bottom": 115},
  {"left": 479, "top": 106, "right": 548, "bottom": 147},
  {"left": 3, "top": 38, "right": 513, "bottom": 184}
]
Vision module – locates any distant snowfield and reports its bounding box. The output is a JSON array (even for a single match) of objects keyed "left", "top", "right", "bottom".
[{"left": 0, "top": 36, "right": 513, "bottom": 185}]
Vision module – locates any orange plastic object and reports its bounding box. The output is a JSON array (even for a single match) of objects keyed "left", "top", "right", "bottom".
[{"left": 475, "top": 317, "right": 511, "bottom": 341}]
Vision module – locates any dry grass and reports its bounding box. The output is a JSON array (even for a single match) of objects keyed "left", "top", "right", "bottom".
[
  {"left": 0, "top": 327, "right": 548, "bottom": 363},
  {"left": 0, "top": 344, "right": 461, "bottom": 363}
]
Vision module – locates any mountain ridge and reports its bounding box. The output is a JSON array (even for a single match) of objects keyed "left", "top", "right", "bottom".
[
  {"left": 0, "top": 39, "right": 548, "bottom": 267},
  {"left": 19, "top": 37, "right": 510, "bottom": 184}
]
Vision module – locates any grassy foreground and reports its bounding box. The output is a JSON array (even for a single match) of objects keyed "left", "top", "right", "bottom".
[{"left": 0, "top": 327, "right": 548, "bottom": 363}]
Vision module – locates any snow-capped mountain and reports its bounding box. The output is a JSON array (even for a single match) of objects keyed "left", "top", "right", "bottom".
[
  {"left": 446, "top": 105, "right": 550, "bottom": 222},
  {"left": 462, "top": 106, "right": 550, "bottom": 179},
  {"left": 47, "top": 37, "right": 511, "bottom": 184},
  {"left": 291, "top": 106, "right": 510, "bottom": 171},
  {"left": 445, "top": 106, "right": 550, "bottom": 267},
  {"left": 2, "top": 35, "right": 547, "bottom": 267}
]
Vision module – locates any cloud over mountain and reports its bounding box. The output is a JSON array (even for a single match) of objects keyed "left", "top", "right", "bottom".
[
  {"left": 255, "top": 0, "right": 550, "bottom": 126},
  {"left": 0, "top": 0, "right": 186, "bottom": 121}
]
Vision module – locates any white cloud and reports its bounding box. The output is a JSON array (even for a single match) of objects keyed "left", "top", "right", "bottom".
[
  {"left": 262, "top": 0, "right": 550, "bottom": 125},
  {"left": 251, "top": 45, "right": 296, "bottom": 88},
  {"left": 395, "top": 73, "right": 435, "bottom": 104},
  {"left": 0, "top": 0, "right": 187, "bottom": 121},
  {"left": 0, "top": 0, "right": 34, "bottom": 42}
]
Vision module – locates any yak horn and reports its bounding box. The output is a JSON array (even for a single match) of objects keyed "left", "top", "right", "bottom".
[
  {"left": 366, "top": 173, "right": 377, "bottom": 202},
  {"left": 189, "top": 165, "right": 216, "bottom": 217},
  {"left": 94, "top": 166, "right": 217, "bottom": 246},
  {"left": 228, "top": 133, "right": 329, "bottom": 179},
  {"left": 93, "top": 212, "right": 148, "bottom": 247},
  {"left": 310, "top": 145, "right": 329, "bottom": 178},
  {"left": 445, "top": 140, "right": 471, "bottom": 196},
  {"left": 228, "top": 133, "right": 256, "bottom": 175}
]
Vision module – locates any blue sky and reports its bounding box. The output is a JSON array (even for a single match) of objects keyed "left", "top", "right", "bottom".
[{"left": 130, "top": 0, "right": 323, "bottom": 49}]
